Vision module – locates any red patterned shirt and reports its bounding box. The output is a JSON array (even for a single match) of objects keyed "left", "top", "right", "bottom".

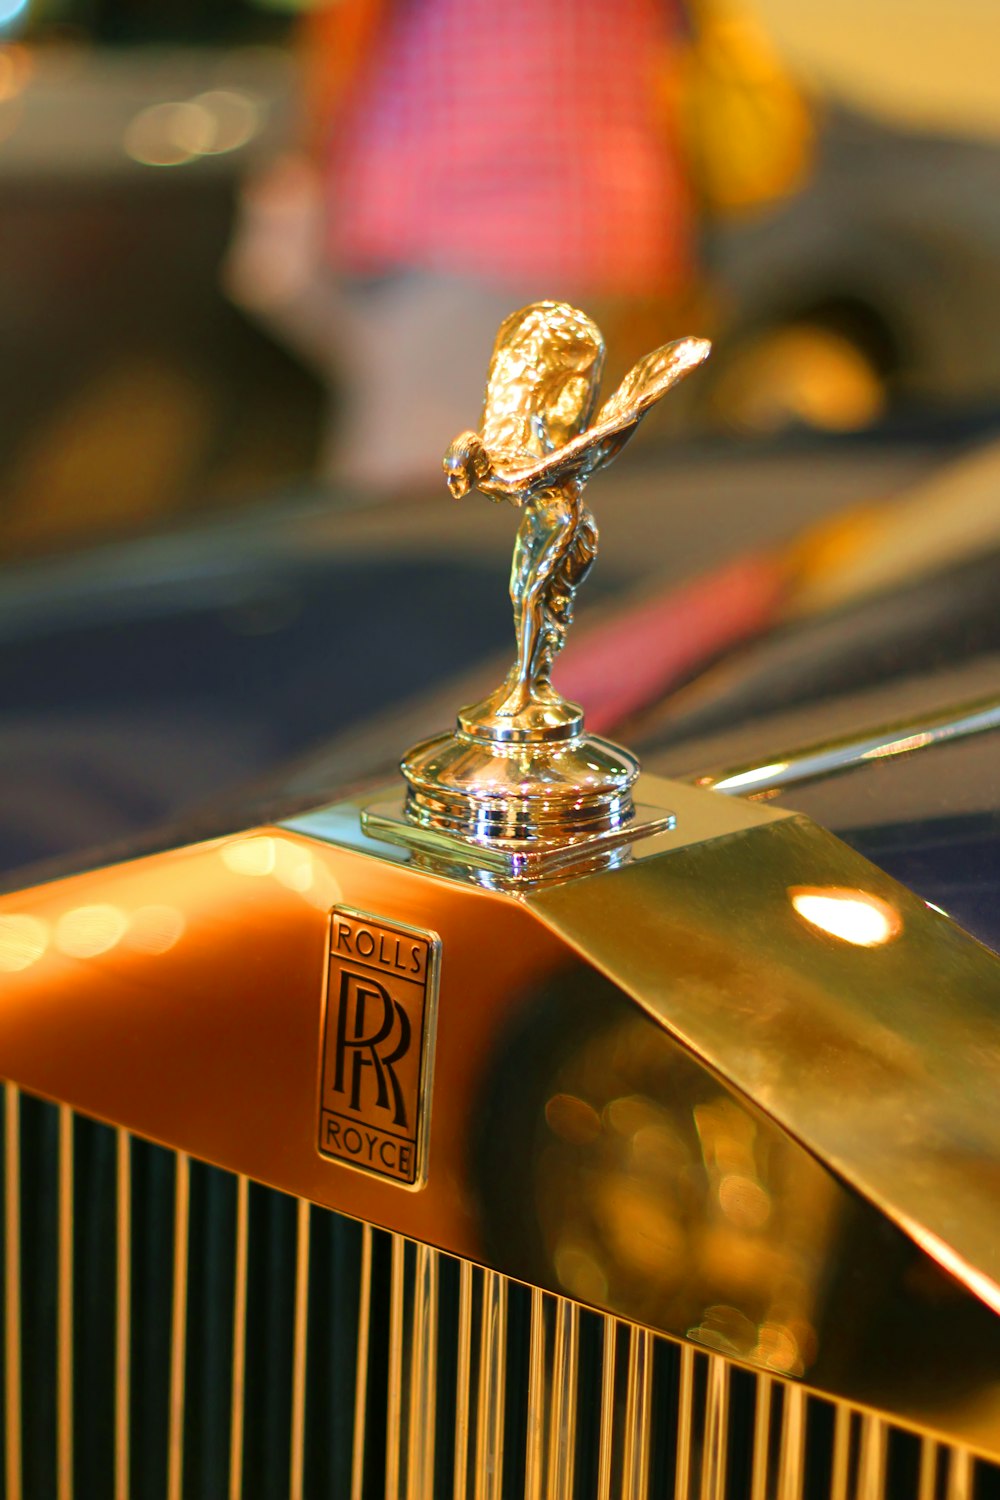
[{"left": 327, "top": 0, "right": 690, "bottom": 296}]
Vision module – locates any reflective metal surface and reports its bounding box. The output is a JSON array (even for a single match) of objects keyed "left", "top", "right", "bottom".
[
  {"left": 401, "top": 302, "right": 710, "bottom": 845},
  {"left": 697, "top": 695, "right": 1000, "bottom": 796},
  {"left": 2, "top": 771, "right": 1000, "bottom": 1449}
]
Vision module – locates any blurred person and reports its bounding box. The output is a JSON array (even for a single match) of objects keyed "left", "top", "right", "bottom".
[{"left": 225, "top": 0, "right": 696, "bottom": 491}]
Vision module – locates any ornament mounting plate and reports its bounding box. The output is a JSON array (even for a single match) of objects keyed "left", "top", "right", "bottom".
[{"left": 361, "top": 797, "right": 676, "bottom": 881}]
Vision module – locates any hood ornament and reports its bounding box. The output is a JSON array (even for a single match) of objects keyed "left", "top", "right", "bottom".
[{"left": 366, "top": 302, "right": 710, "bottom": 875}]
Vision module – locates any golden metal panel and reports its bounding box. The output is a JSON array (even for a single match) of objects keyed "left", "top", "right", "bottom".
[
  {"left": 2, "top": 803, "right": 1000, "bottom": 1452},
  {"left": 4, "top": 1085, "right": 22, "bottom": 1500},
  {"left": 289, "top": 1197, "right": 310, "bottom": 1500},
  {"left": 57, "top": 1104, "right": 73, "bottom": 1500},
  {"left": 166, "top": 1151, "right": 190, "bottom": 1500},
  {"left": 115, "top": 1129, "right": 131, "bottom": 1500}
]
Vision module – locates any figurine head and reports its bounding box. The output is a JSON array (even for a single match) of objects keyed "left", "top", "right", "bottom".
[{"left": 443, "top": 431, "right": 491, "bottom": 498}]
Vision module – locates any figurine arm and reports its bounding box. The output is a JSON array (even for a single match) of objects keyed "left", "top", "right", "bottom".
[{"left": 498, "top": 336, "right": 712, "bottom": 493}]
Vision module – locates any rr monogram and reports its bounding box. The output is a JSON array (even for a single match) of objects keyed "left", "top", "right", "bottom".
[{"left": 318, "top": 908, "right": 438, "bottom": 1186}]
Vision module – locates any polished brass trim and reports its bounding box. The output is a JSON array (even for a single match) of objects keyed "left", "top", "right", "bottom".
[
  {"left": 699, "top": 695, "right": 1000, "bottom": 796},
  {"left": 405, "top": 1242, "right": 439, "bottom": 1500},
  {"left": 453, "top": 1258, "right": 474, "bottom": 1500},
  {"left": 115, "top": 1129, "right": 131, "bottom": 1500},
  {"left": 289, "top": 1197, "right": 310, "bottom": 1500},
  {"left": 4, "top": 1085, "right": 22, "bottom": 1500},
  {"left": 776, "top": 1386, "right": 807, "bottom": 1500},
  {"left": 350, "top": 1223, "right": 373, "bottom": 1500},
  {"left": 228, "top": 1173, "right": 249, "bottom": 1500},
  {"left": 474, "top": 1270, "right": 507, "bottom": 1500},
  {"left": 622, "top": 1326, "right": 652, "bottom": 1500},
  {"left": 362, "top": 796, "right": 674, "bottom": 882},
  {"left": 596, "top": 1317, "right": 616, "bottom": 1500},
  {"left": 166, "top": 1151, "right": 190, "bottom": 1500},
  {"left": 385, "top": 1233, "right": 406, "bottom": 1500},
  {"left": 701, "top": 1356, "right": 730, "bottom": 1500},
  {"left": 57, "top": 1104, "right": 74, "bottom": 1500}
]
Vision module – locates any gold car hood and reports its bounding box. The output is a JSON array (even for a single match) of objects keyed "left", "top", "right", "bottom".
[{"left": 1, "top": 773, "right": 1000, "bottom": 1454}]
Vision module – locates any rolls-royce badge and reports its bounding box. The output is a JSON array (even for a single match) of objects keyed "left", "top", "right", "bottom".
[{"left": 318, "top": 907, "right": 439, "bottom": 1186}]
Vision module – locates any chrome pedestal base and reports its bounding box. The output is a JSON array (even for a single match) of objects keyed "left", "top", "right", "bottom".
[{"left": 400, "top": 708, "right": 640, "bottom": 844}]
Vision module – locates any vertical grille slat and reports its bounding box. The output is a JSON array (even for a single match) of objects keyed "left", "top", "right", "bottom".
[
  {"left": 474, "top": 1269, "right": 508, "bottom": 1500},
  {"left": 750, "top": 1373, "right": 773, "bottom": 1500},
  {"left": 384, "top": 1234, "right": 406, "bottom": 1500},
  {"left": 700, "top": 1355, "right": 729, "bottom": 1500},
  {"left": 829, "top": 1400, "right": 852, "bottom": 1500},
  {"left": 949, "top": 1448, "right": 976, "bottom": 1500},
  {"left": 350, "top": 1223, "right": 373, "bottom": 1500},
  {"left": 622, "top": 1326, "right": 653, "bottom": 1500},
  {"left": 2, "top": 1085, "right": 999, "bottom": 1499},
  {"left": 288, "top": 1199, "right": 311, "bottom": 1500},
  {"left": 859, "top": 1416, "right": 890, "bottom": 1500},
  {"left": 675, "top": 1340, "right": 697, "bottom": 1500},
  {"left": 404, "top": 1242, "right": 439, "bottom": 1500},
  {"left": 777, "top": 1384, "right": 808, "bottom": 1500},
  {"left": 3, "top": 1086, "right": 22, "bottom": 1500},
  {"left": 452, "top": 1257, "right": 474, "bottom": 1500},
  {"left": 165, "top": 1153, "right": 190, "bottom": 1500},
  {"left": 228, "top": 1174, "right": 250, "bottom": 1500},
  {"left": 596, "top": 1315, "right": 617, "bottom": 1500},
  {"left": 115, "top": 1130, "right": 131, "bottom": 1500},
  {"left": 56, "top": 1107, "right": 73, "bottom": 1500}
]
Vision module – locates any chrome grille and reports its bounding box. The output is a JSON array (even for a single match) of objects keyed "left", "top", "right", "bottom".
[{"left": 2, "top": 1086, "right": 998, "bottom": 1500}]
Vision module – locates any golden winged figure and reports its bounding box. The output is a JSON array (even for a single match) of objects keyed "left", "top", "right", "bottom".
[{"left": 443, "top": 302, "right": 711, "bottom": 734}]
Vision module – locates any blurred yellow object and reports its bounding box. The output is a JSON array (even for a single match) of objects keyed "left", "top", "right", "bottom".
[
  {"left": 710, "top": 324, "right": 886, "bottom": 433},
  {"left": 677, "top": 0, "right": 815, "bottom": 215}
]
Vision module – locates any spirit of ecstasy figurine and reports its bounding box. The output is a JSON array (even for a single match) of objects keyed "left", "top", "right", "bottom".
[
  {"left": 443, "top": 302, "right": 710, "bottom": 734},
  {"left": 373, "top": 301, "right": 711, "bottom": 864}
]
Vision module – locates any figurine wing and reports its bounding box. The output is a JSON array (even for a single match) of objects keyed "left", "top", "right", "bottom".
[
  {"left": 594, "top": 336, "right": 712, "bottom": 431},
  {"left": 479, "top": 302, "right": 606, "bottom": 465},
  {"left": 497, "top": 336, "right": 711, "bottom": 493}
]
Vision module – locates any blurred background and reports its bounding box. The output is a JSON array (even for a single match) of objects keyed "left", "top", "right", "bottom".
[
  {"left": 0, "top": 0, "right": 998, "bottom": 873},
  {"left": 2, "top": 0, "right": 999, "bottom": 549}
]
